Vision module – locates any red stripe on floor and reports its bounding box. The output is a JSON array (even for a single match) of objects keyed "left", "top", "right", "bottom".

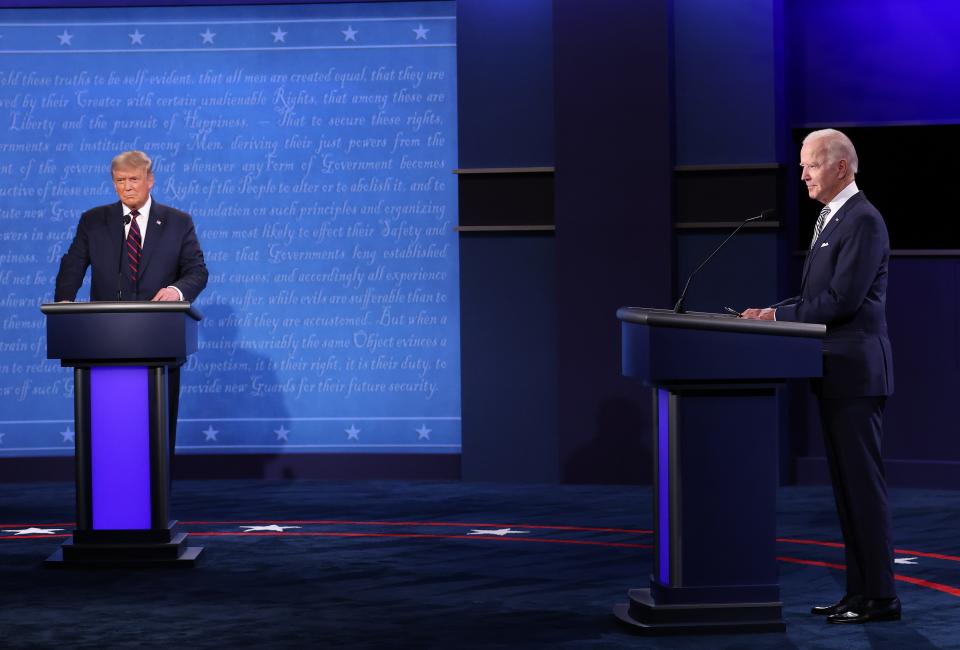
[
  {"left": 190, "top": 531, "right": 652, "bottom": 548},
  {"left": 180, "top": 520, "right": 652, "bottom": 534},
  {"left": 778, "top": 556, "right": 960, "bottom": 597}
]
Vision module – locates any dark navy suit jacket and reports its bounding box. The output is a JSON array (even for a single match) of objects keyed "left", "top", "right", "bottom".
[
  {"left": 54, "top": 199, "right": 208, "bottom": 302},
  {"left": 775, "top": 191, "right": 894, "bottom": 399}
]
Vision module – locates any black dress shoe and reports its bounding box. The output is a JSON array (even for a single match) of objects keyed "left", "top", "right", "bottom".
[
  {"left": 811, "top": 595, "right": 860, "bottom": 616},
  {"left": 827, "top": 597, "right": 901, "bottom": 624}
]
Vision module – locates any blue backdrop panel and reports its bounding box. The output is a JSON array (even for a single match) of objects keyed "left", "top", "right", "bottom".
[
  {"left": 673, "top": 0, "right": 779, "bottom": 165},
  {"left": 788, "top": 0, "right": 960, "bottom": 125},
  {"left": 0, "top": 1, "right": 460, "bottom": 457}
]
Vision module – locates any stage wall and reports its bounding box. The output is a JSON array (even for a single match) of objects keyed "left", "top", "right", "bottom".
[{"left": 0, "top": 1, "right": 461, "bottom": 458}]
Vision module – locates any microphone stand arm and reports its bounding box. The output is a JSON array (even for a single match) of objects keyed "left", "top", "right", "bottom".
[{"left": 673, "top": 214, "right": 763, "bottom": 314}]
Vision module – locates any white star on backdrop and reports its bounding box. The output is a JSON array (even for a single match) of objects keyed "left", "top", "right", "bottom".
[
  {"left": 416, "top": 424, "right": 431, "bottom": 440},
  {"left": 271, "top": 26, "right": 287, "bottom": 43},
  {"left": 57, "top": 30, "right": 73, "bottom": 46},
  {"left": 895, "top": 556, "right": 918, "bottom": 565},
  {"left": 467, "top": 528, "right": 529, "bottom": 537},
  {"left": 239, "top": 525, "right": 301, "bottom": 533},
  {"left": 128, "top": 29, "right": 145, "bottom": 45},
  {"left": 60, "top": 426, "right": 74, "bottom": 443},
  {"left": 413, "top": 24, "right": 430, "bottom": 40},
  {"left": 202, "top": 425, "right": 219, "bottom": 441},
  {"left": 2, "top": 527, "right": 65, "bottom": 535},
  {"left": 200, "top": 29, "right": 216, "bottom": 44},
  {"left": 341, "top": 25, "right": 358, "bottom": 42},
  {"left": 345, "top": 424, "right": 360, "bottom": 440},
  {"left": 274, "top": 425, "right": 290, "bottom": 441}
]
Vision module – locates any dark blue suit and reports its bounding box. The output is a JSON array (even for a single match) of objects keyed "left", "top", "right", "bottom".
[
  {"left": 54, "top": 198, "right": 208, "bottom": 462},
  {"left": 54, "top": 200, "right": 207, "bottom": 302},
  {"left": 776, "top": 191, "right": 896, "bottom": 600}
]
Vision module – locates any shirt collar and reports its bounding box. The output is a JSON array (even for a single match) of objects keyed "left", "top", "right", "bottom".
[
  {"left": 825, "top": 180, "right": 859, "bottom": 218},
  {"left": 122, "top": 195, "right": 152, "bottom": 218}
]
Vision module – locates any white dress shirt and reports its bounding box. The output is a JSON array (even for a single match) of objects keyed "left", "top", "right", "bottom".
[{"left": 122, "top": 195, "right": 152, "bottom": 244}]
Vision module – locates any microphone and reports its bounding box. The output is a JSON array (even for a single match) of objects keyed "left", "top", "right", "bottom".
[
  {"left": 673, "top": 209, "right": 775, "bottom": 314},
  {"left": 117, "top": 214, "right": 131, "bottom": 301}
]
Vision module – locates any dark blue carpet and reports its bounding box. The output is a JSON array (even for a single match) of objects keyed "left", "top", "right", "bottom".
[{"left": 1, "top": 480, "right": 959, "bottom": 649}]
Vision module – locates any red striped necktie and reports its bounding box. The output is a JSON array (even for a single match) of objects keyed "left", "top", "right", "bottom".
[{"left": 126, "top": 209, "right": 142, "bottom": 283}]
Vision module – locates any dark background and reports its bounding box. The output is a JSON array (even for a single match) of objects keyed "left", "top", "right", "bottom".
[{"left": 792, "top": 125, "right": 960, "bottom": 251}]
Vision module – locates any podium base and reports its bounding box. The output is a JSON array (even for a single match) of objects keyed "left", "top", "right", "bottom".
[
  {"left": 613, "top": 588, "right": 785, "bottom": 635},
  {"left": 44, "top": 531, "right": 204, "bottom": 568}
]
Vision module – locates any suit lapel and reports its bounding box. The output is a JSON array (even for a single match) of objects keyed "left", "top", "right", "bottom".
[
  {"left": 138, "top": 201, "right": 165, "bottom": 277},
  {"left": 800, "top": 191, "right": 863, "bottom": 291},
  {"left": 110, "top": 202, "right": 128, "bottom": 277}
]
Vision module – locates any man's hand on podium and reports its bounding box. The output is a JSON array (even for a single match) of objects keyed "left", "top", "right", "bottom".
[
  {"left": 151, "top": 287, "right": 181, "bottom": 302},
  {"left": 741, "top": 308, "right": 776, "bottom": 321}
]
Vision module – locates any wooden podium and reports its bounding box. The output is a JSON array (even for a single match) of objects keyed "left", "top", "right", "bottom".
[
  {"left": 613, "top": 307, "right": 825, "bottom": 633},
  {"left": 41, "top": 301, "right": 203, "bottom": 567}
]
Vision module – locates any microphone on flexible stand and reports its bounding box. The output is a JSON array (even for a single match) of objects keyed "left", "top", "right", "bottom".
[
  {"left": 673, "top": 209, "right": 776, "bottom": 314},
  {"left": 117, "top": 214, "right": 131, "bottom": 301}
]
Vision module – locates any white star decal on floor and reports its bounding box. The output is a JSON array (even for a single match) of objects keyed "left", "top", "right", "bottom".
[
  {"left": 467, "top": 528, "right": 529, "bottom": 537},
  {"left": 3, "top": 527, "right": 65, "bottom": 535},
  {"left": 239, "top": 525, "right": 301, "bottom": 533},
  {"left": 895, "top": 556, "right": 918, "bottom": 565}
]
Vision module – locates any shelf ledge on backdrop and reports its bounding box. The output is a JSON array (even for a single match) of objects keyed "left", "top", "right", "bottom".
[
  {"left": 673, "top": 162, "right": 783, "bottom": 172},
  {"left": 675, "top": 221, "right": 781, "bottom": 230},
  {"left": 789, "top": 249, "right": 960, "bottom": 257},
  {"left": 455, "top": 225, "right": 555, "bottom": 233},
  {"left": 453, "top": 166, "right": 555, "bottom": 175}
]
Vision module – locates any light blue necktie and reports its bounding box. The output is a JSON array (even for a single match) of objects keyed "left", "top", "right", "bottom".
[{"left": 810, "top": 206, "right": 831, "bottom": 249}]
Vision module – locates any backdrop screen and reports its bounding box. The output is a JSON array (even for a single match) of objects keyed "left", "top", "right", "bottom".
[
  {"left": 793, "top": 125, "right": 960, "bottom": 251},
  {"left": 0, "top": 1, "right": 460, "bottom": 457}
]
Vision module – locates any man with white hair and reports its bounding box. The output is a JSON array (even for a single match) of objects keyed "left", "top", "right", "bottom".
[{"left": 742, "top": 129, "right": 898, "bottom": 623}]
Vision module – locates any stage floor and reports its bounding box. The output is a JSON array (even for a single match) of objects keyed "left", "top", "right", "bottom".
[{"left": 1, "top": 480, "right": 958, "bottom": 649}]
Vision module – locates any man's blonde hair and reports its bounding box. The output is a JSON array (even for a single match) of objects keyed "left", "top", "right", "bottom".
[{"left": 111, "top": 150, "right": 153, "bottom": 174}]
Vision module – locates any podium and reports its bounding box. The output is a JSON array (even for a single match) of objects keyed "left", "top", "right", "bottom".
[
  {"left": 613, "top": 307, "right": 825, "bottom": 634},
  {"left": 40, "top": 301, "right": 204, "bottom": 567}
]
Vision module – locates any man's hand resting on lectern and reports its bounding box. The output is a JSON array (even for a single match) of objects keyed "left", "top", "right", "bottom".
[{"left": 741, "top": 308, "right": 776, "bottom": 321}]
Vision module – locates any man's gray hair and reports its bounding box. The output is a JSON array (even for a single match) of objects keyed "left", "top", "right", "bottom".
[
  {"left": 803, "top": 129, "right": 858, "bottom": 174},
  {"left": 111, "top": 150, "right": 153, "bottom": 174}
]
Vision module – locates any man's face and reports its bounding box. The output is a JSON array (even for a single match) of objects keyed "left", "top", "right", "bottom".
[
  {"left": 113, "top": 165, "right": 154, "bottom": 210},
  {"left": 799, "top": 140, "right": 847, "bottom": 204}
]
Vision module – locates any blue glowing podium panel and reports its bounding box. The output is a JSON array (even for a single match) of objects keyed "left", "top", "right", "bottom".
[
  {"left": 614, "top": 307, "right": 825, "bottom": 635},
  {"left": 42, "top": 301, "right": 202, "bottom": 566}
]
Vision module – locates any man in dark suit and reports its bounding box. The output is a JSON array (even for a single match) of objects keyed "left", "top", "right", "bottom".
[
  {"left": 742, "top": 129, "right": 898, "bottom": 624},
  {"left": 54, "top": 150, "right": 209, "bottom": 460}
]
